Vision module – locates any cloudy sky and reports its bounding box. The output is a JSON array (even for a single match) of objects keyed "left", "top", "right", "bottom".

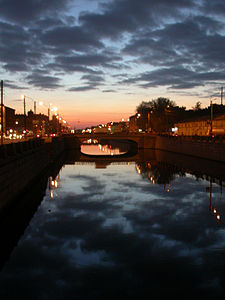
[{"left": 0, "top": 0, "right": 225, "bottom": 128}]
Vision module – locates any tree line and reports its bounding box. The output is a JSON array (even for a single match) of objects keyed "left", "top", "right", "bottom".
[{"left": 136, "top": 97, "right": 225, "bottom": 133}]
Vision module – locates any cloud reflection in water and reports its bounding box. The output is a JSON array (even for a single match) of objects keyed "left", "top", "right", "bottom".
[{"left": 0, "top": 163, "right": 225, "bottom": 300}]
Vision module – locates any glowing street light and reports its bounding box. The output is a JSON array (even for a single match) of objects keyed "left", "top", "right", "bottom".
[
  {"left": 210, "top": 96, "right": 219, "bottom": 137},
  {"left": 39, "top": 101, "right": 57, "bottom": 120},
  {"left": 21, "top": 95, "right": 27, "bottom": 135}
]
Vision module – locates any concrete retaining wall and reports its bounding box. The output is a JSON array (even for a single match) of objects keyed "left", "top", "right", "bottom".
[
  {"left": 155, "top": 136, "right": 225, "bottom": 162},
  {"left": 140, "top": 135, "right": 156, "bottom": 149},
  {"left": 0, "top": 137, "right": 65, "bottom": 210},
  {"left": 63, "top": 136, "right": 81, "bottom": 149}
]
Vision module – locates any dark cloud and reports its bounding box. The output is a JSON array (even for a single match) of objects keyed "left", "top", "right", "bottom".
[
  {"left": 26, "top": 72, "right": 62, "bottom": 89},
  {"left": 79, "top": 0, "right": 195, "bottom": 39},
  {"left": 46, "top": 63, "right": 103, "bottom": 75},
  {"left": 81, "top": 74, "right": 105, "bottom": 83},
  {"left": 41, "top": 25, "right": 104, "bottom": 52},
  {"left": 202, "top": 0, "right": 225, "bottom": 16},
  {"left": 0, "top": 0, "right": 73, "bottom": 24},
  {"left": 56, "top": 53, "right": 120, "bottom": 67},
  {"left": 102, "top": 89, "right": 116, "bottom": 93},
  {"left": 119, "top": 66, "right": 225, "bottom": 90},
  {"left": 121, "top": 15, "right": 225, "bottom": 89},
  {"left": 70, "top": 74, "right": 105, "bottom": 91},
  {"left": 67, "top": 85, "right": 97, "bottom": 92},
  {"left": 0, "top": 21, "right": 43, "bottom": 72},
  {"left": 4, "top": 80, "right": 28, "bottom": 90},
  {"left": 0, "top": 0, "right": 224, "bottom": 92}
]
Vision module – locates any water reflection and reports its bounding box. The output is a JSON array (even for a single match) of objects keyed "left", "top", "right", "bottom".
[
  {"left": 81, "top": 140, "right": 132, "bottom": 156},
  {"left": 0, "top": 153, "right": 65, "bottom": 270},
  {"left": 0, "top": 145, "right": 225, "bottom": 299}
]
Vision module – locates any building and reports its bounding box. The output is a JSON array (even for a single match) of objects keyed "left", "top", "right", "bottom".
[
  {"left": 15, "top": 110, "right": 49, "bottom": 135},
  {"left": 174, "top": 114, "right": 225, "bottom": 136},
  {"left": 27, "top": 110, "right": 49, "bottom": 135},
  {"left": 109, "top": 121, "right": 129, "bottom": 133},
  {"left": 129, "top": 113, "right": 150, "bottom": 132},
  {"left": 129, "top": 115, "right": 138, "bottom": 132},
  {"left": 0, "top": 105, "right": 16, "bottom": 135}
]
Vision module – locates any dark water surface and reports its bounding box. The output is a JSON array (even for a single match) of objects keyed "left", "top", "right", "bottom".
[{"left": 0, "top": 145, "right": 225, "bottom": 300}]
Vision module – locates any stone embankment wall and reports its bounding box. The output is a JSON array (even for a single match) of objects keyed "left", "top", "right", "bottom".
[
  {"left": 0, "top": 137, "right": 65, "bottom": 210},
  {"left": 155, "top": 136, "right": 225, "bottom": 162},
  {"left": 139, "top": 135, "right": 156, "bottom": 149}
]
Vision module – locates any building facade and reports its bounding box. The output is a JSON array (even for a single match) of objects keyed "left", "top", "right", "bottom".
[
  {"left": 174, "top": 115, "right": 225, "bottom": 136},
  {"left": 0, "top": 105, "right": 16, "bottom": 135}
]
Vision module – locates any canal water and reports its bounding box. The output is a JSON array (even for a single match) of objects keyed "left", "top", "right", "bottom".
[{"left": 0, "top": 142, "right": 225, "bottom": 299}]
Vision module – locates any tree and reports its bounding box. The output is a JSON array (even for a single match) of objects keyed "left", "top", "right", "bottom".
[
  {"left": 193, "top": 101, "right": 201, "bottom": 111},
  {"left": 136, "top": 97, "right": 176, "bottom": 113},
  {"left": 136, "top": 98, "right": 176, "bottom": 133}
]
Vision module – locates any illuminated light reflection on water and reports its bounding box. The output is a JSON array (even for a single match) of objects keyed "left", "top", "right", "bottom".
[
  {"left": 0, "top": 146, "right": 225, "bottom": 299},
  {"left": 81, "top": 143, "right": 127, "bottom": 155}
]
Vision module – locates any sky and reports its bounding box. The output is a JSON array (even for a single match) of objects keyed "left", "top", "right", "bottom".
[{"left": 0, "top": 0, "right": 225, "bottom": 128}]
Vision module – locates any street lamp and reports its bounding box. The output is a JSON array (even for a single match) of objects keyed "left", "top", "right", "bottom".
[
  {"left": 39, "top": 101, "right": 57, "bottom": 120},
  {"left": 21, "top": 95, "right": 27, "bottom": 136},
  {"left": 210, "top": 97, "right": 217, "bottom": 137}
]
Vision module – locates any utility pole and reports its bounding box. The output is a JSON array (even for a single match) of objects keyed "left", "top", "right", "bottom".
[
  {"left": 34, "top": 100, "right": 36, "bottom": 114},
  {"left": 221, "top": 87, "right": 223, "bottom": 105},
  {"left": 1, "top": 80, "right": 3, "bottom": 145},
  {"left": 23, "top": 95, "right": 26, "bottom": 137},
  {"left": 210, "top": 100, "right": 213, "bottom": 136}
]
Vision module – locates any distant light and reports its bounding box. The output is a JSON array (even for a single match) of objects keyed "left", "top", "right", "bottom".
[
  {"left": 213, "top": 208, "right": 217, "bottom": 214},
  {"left": 39, "top": 101, "right": 43, "bottom": 106},
  {"left": 217, "top": 215, "right": 221, "bottom": 220},
  {"left": 122, "top": 118, "right": 124, "bottom": 121},
  {"left": 139, "top": 129, "right": 142, "bottom": 132},
  {"left": 21, "top": 95, "right": 25, "bottom": 99},
  {"left": 171, "top": 127, "right": 178, "bottom": 132}
]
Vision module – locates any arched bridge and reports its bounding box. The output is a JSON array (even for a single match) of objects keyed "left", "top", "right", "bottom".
[{"left": 64, "top": 133, "right": 156, "bottom": 149}]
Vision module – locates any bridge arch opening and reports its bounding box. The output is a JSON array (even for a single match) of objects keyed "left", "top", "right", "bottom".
[{"left": 80, "top": 139, "right": 138, "bottom": 158}]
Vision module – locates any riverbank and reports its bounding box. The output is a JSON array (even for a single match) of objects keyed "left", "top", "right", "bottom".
[
  {"left": 0, "top": 137, "right": 64, "bottom": 210},
  {"left": 155, "top": 135, "right": 225, "bottom": 162}
]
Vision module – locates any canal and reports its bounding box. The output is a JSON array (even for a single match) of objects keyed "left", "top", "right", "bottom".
[{"left": 0, "top": 141, "right": 225, "bottom": 299}]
